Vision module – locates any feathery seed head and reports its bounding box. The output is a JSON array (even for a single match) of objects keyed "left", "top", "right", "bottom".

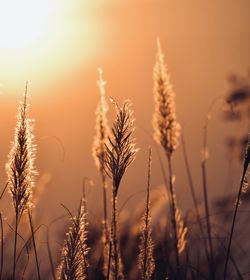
[
  {"left": 103, "top": 100, "right": 138, "bottom": 195},
  {"left": 57, "top": 199, "right": 88, "bottom": 280},
  {"left": 153, "top": 39, "right": 181, "bottom": 157},
  {"left": 138, "top": 211, "right": 155, "bottom": 280},
  {"left": 6, "top": 83, "right": 37, "bottom": 216},
  {"left": 93, "top": 68, "right": 110, "bottom": 173}
]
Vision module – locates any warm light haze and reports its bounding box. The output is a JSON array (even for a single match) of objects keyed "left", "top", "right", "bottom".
[{"left": 0, "top": 1, "right": 250, "bottom": 279}]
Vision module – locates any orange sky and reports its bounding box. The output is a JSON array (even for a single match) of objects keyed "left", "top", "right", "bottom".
[{"left": 0, "top": 0, "right": 250, "bottom": 222}]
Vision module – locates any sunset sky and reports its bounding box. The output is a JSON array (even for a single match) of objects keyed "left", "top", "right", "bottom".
[{"left": 0, "top": 0, "right": 250, "bottom": 222}]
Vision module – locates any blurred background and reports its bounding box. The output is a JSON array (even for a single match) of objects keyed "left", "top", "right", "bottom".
[{"left": 0, "top": 0, "right": 250, "bottom": 226}]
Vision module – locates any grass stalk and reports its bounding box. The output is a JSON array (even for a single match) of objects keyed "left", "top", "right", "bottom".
[
  {"left": 201, "top": 161, "right": 215, "bottom": 279},
  {"left": 28, "top": 209, "right": 41, "bottom": 280},
  {"left": 101, "top": 173, "right": 110, "bottom": 277},
  {"left": 201, "top": 114, "right": 215, "bottom": 279},
  {"left": 224, "top": 165, "right": 248, "bottom": 279},
  {"left": 102, "top": 174, "right": 109, "bottom": 238},
  {"left": 138, "top": 148, "right": 155, "bottom": 280},
  {"left": 111, "top": 187, "right": 119, "bottom": 280},
  {"left": 142, "top": 157, "right": 151, "bottom": 279},
  {"left": 46, "top": 228, "right": 56, "bottom": 280},
  {"left": 0, "top": 183, "right": 8, "bottom": 201},
  {"left": 107, "top": 242, "right": 112, "bottom": 280},
  {"left": 0, "top": 213, "right": 3, "bottom": 280},
  {"left": 167, "top": 155, "right": 180, "bottom": 274},
  {"left": 13, "top": 211, "right": 19, "bottom": 280},
  {"left": 181, "top": 135, "right": 210, "bottom": 266}
]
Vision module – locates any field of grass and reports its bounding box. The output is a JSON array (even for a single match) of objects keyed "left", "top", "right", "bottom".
[{"left": 0, "top": 41, "right": 249, "bottom": 280}]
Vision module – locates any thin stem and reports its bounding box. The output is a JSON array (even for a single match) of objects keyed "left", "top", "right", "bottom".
[
  {"left": 107, "top": 241, "right": 112, "bottom": 280},
  {"left": 46, "top": 228, "right": 56, "bottom": 280},
  {"left": 13, "top": 211, "right": 19, "bottom": 280},
  {"left": 142, "top": 148, "right": 152, "bottom": 279},
  {"left": 101, "top": 172, "right": 110, "bottom": 277},
  {"left": 167, "top": 155, "right": 180, "bottom": 275},
  {"left": 201, "top": 120, "right": 215, "bottom": 280},
  {"left": 224, "top": 167, "right": 247, "bottom": 279},
  {"left": 0, "top": 213, "right": 3, "bottom": 280},
  {"left": 28, "top": 209, "right": 41, "bottom": 280},
  {"left": 182, "top": 135, "right": 211, "bottom": 267},
  {"left": 201, "top": 160, "right": 215, "bottom": 279},
  {"left": 102, "top": 173, "right": 108, "bottom": 228},
  {"left": 111, "top": 186, "right": 119, "bottom": 280},
  {"left": 0, "top": 183, "right": 8, "bottom": 201}
]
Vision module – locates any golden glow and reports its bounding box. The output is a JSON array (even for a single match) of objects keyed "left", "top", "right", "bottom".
[
  {"left": 0, "top": 0, "right": 54, "bottom": 48},
  {"left": 0, "top": 1, "right": 101, "bottom": 91}
]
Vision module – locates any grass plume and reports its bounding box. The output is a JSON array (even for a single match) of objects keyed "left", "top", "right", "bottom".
[
  {"left": 57, "top": 199, "right": 88, "bottom": 280},
  {"left": 152, "top": 39, "right": 184, "bottom": 274},
  {"left": 152, "top": 39, "right": 180, "bottom": 157},
  {"left": 6, "top": 82, "right": 37, "bottom": 216},
  {"left": 103, "top": 99, "right": 137, "bottom": 280},
  {"left": 5, "top": 82, "right": 37, "bottom": 279},
  {"left": 93, "top": 68, "right": 110, "bottom": 174}
]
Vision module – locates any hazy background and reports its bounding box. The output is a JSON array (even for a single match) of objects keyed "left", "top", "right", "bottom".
[{"left": 0, "top": 0, "right": 250, "bottom": 224}]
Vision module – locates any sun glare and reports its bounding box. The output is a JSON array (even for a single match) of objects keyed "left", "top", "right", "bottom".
[
  {"left": 0, "top": 0, "right": 54, "bottom": 48},
  {"left": 0, "top": 0, "right": 102, "bottom": 91}
]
